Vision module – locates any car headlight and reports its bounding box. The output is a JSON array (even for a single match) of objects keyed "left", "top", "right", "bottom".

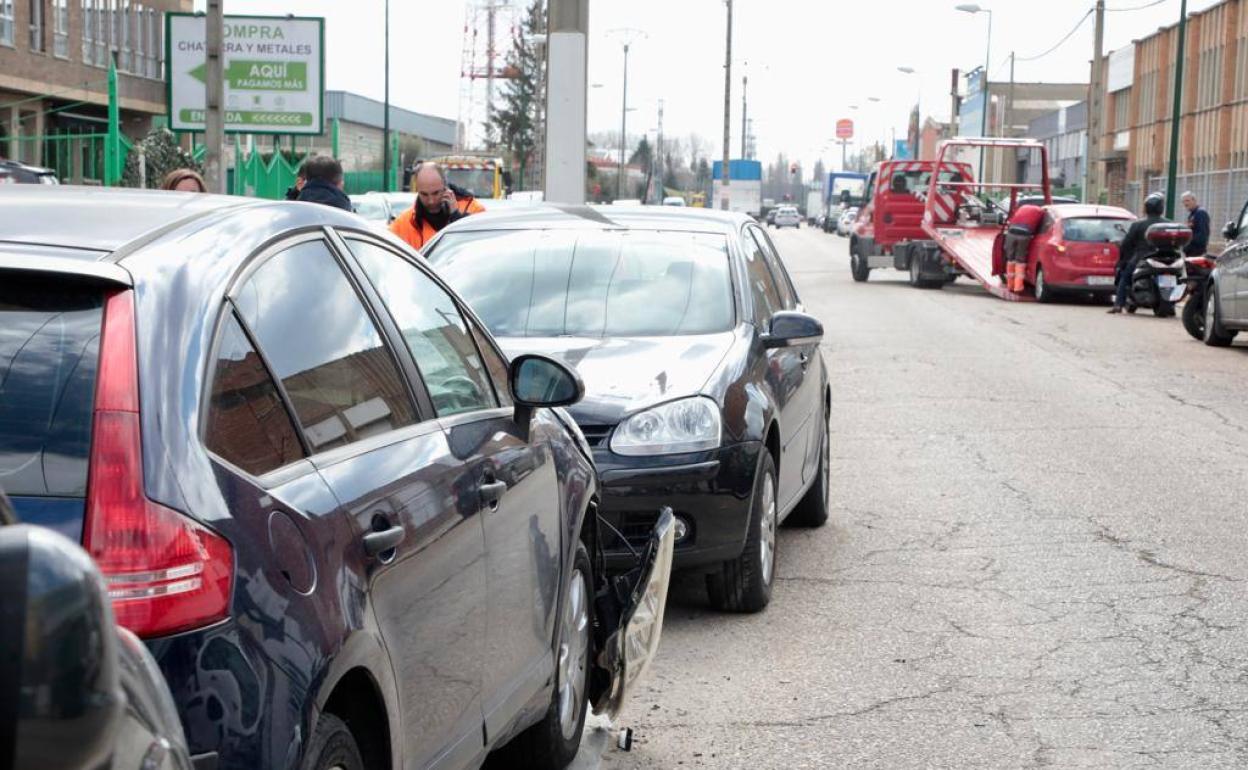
[{"left": 610, "top": 397, "right": 722, "bottom": 456}]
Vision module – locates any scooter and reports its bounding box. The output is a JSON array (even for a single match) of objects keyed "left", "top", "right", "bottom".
[
  {"left": 1125, "top": 223, "right": 1191, "bottom": 318},
  {"left": 1180, "top": 252, "right": 1218, "bottom": 340}
]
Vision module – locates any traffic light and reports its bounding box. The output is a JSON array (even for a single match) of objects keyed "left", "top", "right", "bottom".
[{"left": 789, "top": 163, "right": 798, "bottom": 176}]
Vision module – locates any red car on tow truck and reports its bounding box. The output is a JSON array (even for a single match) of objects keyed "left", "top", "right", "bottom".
[{"left": 1024, "top": 205, "right": 1134, "bottom": 302}]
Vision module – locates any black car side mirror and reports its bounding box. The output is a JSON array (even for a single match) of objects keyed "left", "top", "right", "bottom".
[
  {"left": 762, "top": 311, "right": 824, "bottom": 349},
  {"left": 3, "top": 524, "right": 125, "bottom": 770},
  {"left": 509, "top": 354, "right": 585, "bottom": 432},
  {"left": 1222, "top": 221, "right": 1239, "bottom": 241}
]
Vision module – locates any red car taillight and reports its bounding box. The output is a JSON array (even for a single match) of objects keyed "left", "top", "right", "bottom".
[{"left": 83, "top": 290, "right": 233, "bottom": 639}]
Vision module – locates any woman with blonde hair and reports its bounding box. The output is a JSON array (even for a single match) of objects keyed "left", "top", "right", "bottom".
[{"left": 160, "top": 168, "right": 207, "bottom": 192}]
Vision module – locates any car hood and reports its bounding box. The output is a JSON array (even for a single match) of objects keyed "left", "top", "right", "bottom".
[{"left": 497, "top": 332, "right": 737, "bottom": 425}]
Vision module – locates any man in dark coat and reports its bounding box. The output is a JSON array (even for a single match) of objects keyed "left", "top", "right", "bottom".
[
  {"left": 1109, "top": 193, "right": 1167, "bottom": 314},
  {"left": 1182, "top": 191, "right": 1211, "bottom": 257},
  {"left": 295, "top": 155, "right": 351, "bottom": 211}
]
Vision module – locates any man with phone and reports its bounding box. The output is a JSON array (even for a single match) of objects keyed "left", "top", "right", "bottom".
[{"left": 390, "top": 162, "right": 485, "bottom": 250}]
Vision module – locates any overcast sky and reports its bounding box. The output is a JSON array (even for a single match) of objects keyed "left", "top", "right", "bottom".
[{"left": 198, "top": 0, "right": 1218, "bottom": 173}]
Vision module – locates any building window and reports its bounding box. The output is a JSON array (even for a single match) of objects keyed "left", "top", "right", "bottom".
[
  {"left": 94, "top": 0, "right": 106, "bottom": 66},
  {"left": 80, "top": 0, "right": 90, "bottom": 60},
  {"left": 28, "top": 0, "right": 43, "bottom": 51},
  {"left": 53, "top": 0, "right": 67, "bottom": 57},
  {"left": 0, "top": 0, "right": 13, "bottom": 46}
]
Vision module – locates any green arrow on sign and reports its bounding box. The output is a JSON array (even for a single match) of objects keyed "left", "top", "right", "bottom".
[{"left": 186, "top": 60, "right": 307, "bottom": 91}]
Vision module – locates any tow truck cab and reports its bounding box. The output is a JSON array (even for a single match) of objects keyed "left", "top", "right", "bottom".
[{"left": 850, "top": 160, "right": 975, "bottom": 270}]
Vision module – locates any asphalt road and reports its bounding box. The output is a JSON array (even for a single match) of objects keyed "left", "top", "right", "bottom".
[{"left": 588, "top": 225, "right": 1248, "bottom": 769}]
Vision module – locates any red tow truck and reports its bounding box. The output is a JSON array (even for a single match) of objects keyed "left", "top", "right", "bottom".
[{"left": 849, "top": 137, "right": 1053, "bottom": 300}]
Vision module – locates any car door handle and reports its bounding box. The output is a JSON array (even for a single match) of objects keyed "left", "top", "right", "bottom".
[
  {"left": 362, "top": 525, "right": 405, "bottom": 557},
  {"left": 479, "top": 480, "right": 508, "bottom": 508},
  {"left": 799, "top": 352, "right": 810, "bottom": 369}
]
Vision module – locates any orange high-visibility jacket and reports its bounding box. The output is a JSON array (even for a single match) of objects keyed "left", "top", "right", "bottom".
[{"left": 389, "top": 198, "right": 485, "bottom": 251}]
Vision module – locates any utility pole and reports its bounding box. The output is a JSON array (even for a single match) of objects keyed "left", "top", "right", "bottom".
[
  {"left": 618, "top": 42, "right": 629, "bottom": 200},
  {"left": 382, "top": 0, "right": 390, "bottom": 192},
  {"left": 203, "top": 0, "right": 224, "bottom": 194},
  {"left": 543, "top": 0, "right": 588, "bottom": 204},
  {"left": 721, "top": 0, "right": 732, "bottom": 210},
  {"left": 1085, "top": 0, "right": 1106, "bottom": 204},
  {"left": 838, "top": 139, "right": 851, "bottom": 172},
  {"left": 741, "top": 74, "right": 748, "bottom": 159},
  {"left": 1007, "top": 51, "right": 1015, "bottom": 138},
  {"left": 1164, "top": 0, "right": 1188, "bottom": 219},
  {"left": 656, "top": 98, "right": 665, "bottom": 203}
]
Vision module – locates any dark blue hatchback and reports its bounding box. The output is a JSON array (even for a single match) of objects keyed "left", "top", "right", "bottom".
[{"left": 0, "top": 187, "right": 672, "bottom": 770}]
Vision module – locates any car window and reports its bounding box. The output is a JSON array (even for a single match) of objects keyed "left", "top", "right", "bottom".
[
  {"left": 749, "top": 227, "right": 797, "bottom": 310},
  {"left": 205, "top": 312, "right": 306, "bottom": 475},
  {"left": 1239, "top": 204, "right": 1248, "bottom": 240},
  {"left": 234, "top": 239, "right": 416, "bottom": 453},
  {"left": 469, "top": 320, "right": 512, "bottom": 408},
  {"left": 428, "top": 229, "right": 735, "bottom": 338},
  {"left": 352, "top": 197, "right": 388, "bottom": 221},
  {"left": 1063, "top": 217, "right": 1130, "bottom": 243},
  {"left": 0, "top": 276, "right": 102, "bottom": 499},
  {"left": 347, "top": 239, "right": 498, "bottom": 417},
  {"left": 740, "top": 228, "right": 783, "bottom": 322}
]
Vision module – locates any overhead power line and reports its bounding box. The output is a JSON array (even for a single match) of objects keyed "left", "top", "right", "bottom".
[
  {"left": 1106, "top": 0, "right": 1167, "bottom": 11},
  {"left": 1016, "top": 8, "right": 1094, "bottom": 62}
]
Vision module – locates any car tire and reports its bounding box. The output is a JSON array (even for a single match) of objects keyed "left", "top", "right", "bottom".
[
  {"left": 850, "top": 246, "right": 870, "bottom": 283},
  {"left": 909, "top": 255, "right": 942, "bottom": 290},
  {"left": 494, "top": 543, "right": 592, "bottom": 767},
  {"left": 1034, "top": 265, "right": 1054, "bottom": 303},
  {"left": 1203, "top": 290, "right": 1236, "bottom": 347},
  {"left": 1182, "top": 294, "right": 1205, "bottom": 340},
  {"left": 786, "top": 415, "right": 829, "bottom": 528},
  {"left": 301, "top": 714, "right": 364, "bottom": 770},
  {"left": 707, "top": 451, "right": 778, "bottom": 614}
]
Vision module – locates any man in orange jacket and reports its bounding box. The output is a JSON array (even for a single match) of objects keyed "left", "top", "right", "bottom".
[{"left": 390, "top": 162, "right": 485, "bottom": 250}]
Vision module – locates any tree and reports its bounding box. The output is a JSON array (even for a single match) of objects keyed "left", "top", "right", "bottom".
[
  {"left": 629, "top": 136, "right": 653, "bottom": 169},
  {"left": 489, "top": 0, "right": 544, "bottom": 190},
  {"left": 122, "top": 127, "right": 202, "bottom": 189}
]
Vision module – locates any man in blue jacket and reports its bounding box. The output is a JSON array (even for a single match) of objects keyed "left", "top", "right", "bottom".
[{"left": 1182, "top": 191, "right": 1211, "bottom": 257}]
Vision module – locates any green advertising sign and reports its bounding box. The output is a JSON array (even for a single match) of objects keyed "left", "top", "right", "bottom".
[{"left": 166, "top": 14, "right": 324, "bottom": 135}]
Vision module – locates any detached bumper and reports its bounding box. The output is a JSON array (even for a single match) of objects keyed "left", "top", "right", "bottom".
[{"left": 593, "top": 441, "right": 762, "bottom": 573}]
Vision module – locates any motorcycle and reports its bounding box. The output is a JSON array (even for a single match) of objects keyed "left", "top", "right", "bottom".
[
  {"left": 1124, "top": 223, "right": 1191, "bottom": 318},
  {"left": 1180, "top": 252, "right": 1218, "bottom": 340}
]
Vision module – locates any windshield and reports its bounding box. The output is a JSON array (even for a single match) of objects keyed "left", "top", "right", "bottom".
[
  {"left": 1063, "top": 217, "right": 1131, "bottom": 243},
  {"left": 830, "top": 177, "right": 866, "bottom": 203},
  {"left": 352, "top": 196, "right": 389, "bottom": 221},
  {"left": 428, "top": 230, "right": 735, "bottom": 338},
  {"left": 444, "top": 167, "right": 497, "bottom": 199}
]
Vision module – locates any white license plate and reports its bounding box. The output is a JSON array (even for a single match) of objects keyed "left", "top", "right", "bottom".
[
  {"left": 1158, "top": 275, "right": 1178, "bottom": 289},
  {"left": 1087, "top": 275, "right": 1115, "bottom": 286}
]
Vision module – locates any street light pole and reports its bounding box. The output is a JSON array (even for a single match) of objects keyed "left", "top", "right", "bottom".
[
  {"left": 741, "top": 73, "right": 748, "bottom": 159},
  {"left": 956, "top": 4, "right": 992, "bottom": 180},
  {"left": 1164, "top": 0, "right": 1188, "bottom": 219},
  {"left": 618, "top": 42, "right": 629, "bottom": 200},
  {"left": 382, "top": 0, "right": 390, "bottom": 192},
  {"left": 721, "top": 0, "right": 733, "bottom": 210}
]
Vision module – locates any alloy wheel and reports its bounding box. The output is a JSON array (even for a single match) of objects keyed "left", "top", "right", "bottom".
[
  {"left": 759, "top": 474, "right": 777, "bottom": 585},
  {"left": 557, "top": 568, "right": 590, "bottom": 741}
]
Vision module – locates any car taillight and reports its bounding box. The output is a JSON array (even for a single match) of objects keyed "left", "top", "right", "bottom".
[{"left": 83, "top": 290, "right": 233, "bottom": 639}]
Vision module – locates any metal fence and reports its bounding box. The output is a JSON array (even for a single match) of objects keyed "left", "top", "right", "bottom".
[{"left": 1123, "top": 169, "right": 1248, "bottom": 241}]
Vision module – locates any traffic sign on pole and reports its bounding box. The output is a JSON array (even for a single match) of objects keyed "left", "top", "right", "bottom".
[{"left": 836, "top": 119, "right": 854, "bottom": 140}]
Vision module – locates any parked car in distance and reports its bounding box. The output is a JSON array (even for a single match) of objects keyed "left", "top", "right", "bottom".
[
  {"left": 1202, "top": 197, "right": 1248, "bottom": 346},
  {"left": 0, "top": 159, "right": 58, "bottom": 184},
  {"left": 1025, "top": 205, "right": 1133, "bottom": 302},
  {"left": 836, "top": 207, "right": 860, "bottom": 237},
  {"left": 772, "top": 205, "right": 801, "bottom": 229},
  {"left": 0, "top": 186, "right": 671, "bottom": 770},
  {"left": 1014, "top": 194, "right": 1080, "bottom": 210},
  {"left": 426, "top": 206, "right": 831, "bottom": 614},
  {"left": 663, "top": 196, "right": 687, "bottom": 207},
  {"left": 2, "top": 490, "right": 193, "bottom": 770}
]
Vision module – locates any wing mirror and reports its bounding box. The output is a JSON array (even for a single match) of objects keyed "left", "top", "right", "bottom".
[
  {"left": 509, "top": 354, "right": 585, "bottom": 432},
  {"left": 3, "top": 523, "right": 125, "bottom": 770},
  {"left": 840, "top": 190, "right": 851, "bottom": 203},
  {"left": 762, "top": 311, "right": 824, "bottom": 348},
  {"left": 1222, "top": 221, "right": 1239, "bottom": 241}
]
